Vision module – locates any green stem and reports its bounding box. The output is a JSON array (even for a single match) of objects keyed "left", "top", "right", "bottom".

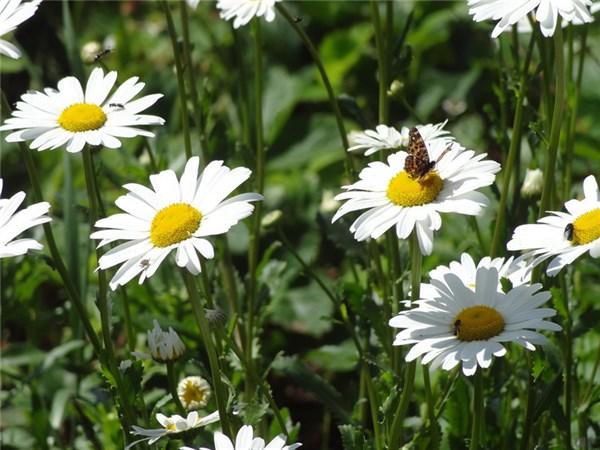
[
  {"left": 363, "top": 364, "right": 383, "bottom": 450},
  {"left": 560, "top": 274, "right": 573, "bottom": 450},
  {"left": 246, "top": 19, "right": 266, "bottom": 395},
  {"left": 423, "top": 368, "right": 438, "bottom": 446},
  {"left": 490, "top": 33, "right": 535, "bottom": 257},
  {"left": 166, "top": 361, "right": 185, "bottom": 414},
  {"left": 120, "top": 290, "right": 136, "bottom": 353},
  {"left": 276, "top": 3, "right": 354, "bottom": 175},
  {"left": 371, "top": 0, "right": 388, "bottom": 123},
  {"left": 182, "top": 270, "right": 232, "bottom": 438},
  {"left": 563, "top": 27, "right": 587, "bottom": 200},
  {"left": 162, "top": 0, "right": 192, "bottom": 159},
  {"left": 539, "top": 20, "right": 566, "bottom": 216},
  {"left": 180, "top": 1, "right": 210, "bottom": 163},
  {"left": 388, "top": 232, "right": 421, "bottom": 449},
  {"left": 469, "top": 371, "right": 484, "bottom": 450},
  {"left": 519, "top": 353, "right": 537, "bottom": 450}
]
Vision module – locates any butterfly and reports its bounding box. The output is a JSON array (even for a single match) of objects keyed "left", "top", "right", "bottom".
[{"left": 404, "top": 127, "right": 450, "bottom": 179}]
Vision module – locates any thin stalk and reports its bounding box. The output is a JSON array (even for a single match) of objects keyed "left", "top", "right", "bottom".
[
  {"left": 469, "top": 371, "right": 484, "bottom": 450},
  {"left": 363, "top": 364, "right": 383, "bottom": 450},
  {"left": 246, "top": 19, "right": 265, "bottom": 393},
  {"left": 180, "top": 1, "right": 210, "bottom": 163},
  {"left": 182, "top": 270, "right": 232, "bottom": 438},
  {"left": 560, "top": 274, "right": 573, "bottom": 450},
  {"left": 539, "top": 20, "right": 566, "bottom": 216},
  {"left": 563, "top": 28, "right": 587, "bottom": 199},
  {"left": 120, "top": 289, "right": 136, "bottom": 353},
  {"left": 519, "top": 353, "right": 537, "bottom": 450},
  {"left": 166, "top": 361, "right": 185, "bottom": 414},
  {"left": 276, "top": 3, "right": 354, "bottom": 174},
  {"left": 162, "top": 0, "right": 192, "bottom": 159},
  {"left": 490, "top": 33, "right": 535, "bottom": 257},
  {"left": 371, "top": 0, "right": 388, "bottom": 123},
  {"left": 388, "top": 232, "right": 421, "bottom": 449},
  {"left": 423, "top": 368, "right": 438, "bottom": 446}
]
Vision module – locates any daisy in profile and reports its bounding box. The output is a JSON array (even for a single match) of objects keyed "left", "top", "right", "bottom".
[
  {"left": 132, "top": 320, "right": 186, "bottom": 362},
  {"left": 127, "top": 410, "right": 219, "bottom": 449},
  {"left": 0, "top": 0, "right": 42, "bottom": 59},
  {"left": 390, "top": 265, "right": 561, "bottom": 376},
  {"left": 0, "top": 67, "right": 164, "bottom": 153},
  {"left": 332, "top": 126, "right": 500, "bottom": 255},
  {"left": 507, "top": 175, "right": 600, "bottom": 277},
  {"left": 0, "top": 178, "right": 51, "bottom": 258},
  {"left": 348, "top": 121, "right": 452, "bottom": 157},
  {"left": 178, "top": 376, "right": 212, "bottom": 410},
  {"left": 217, "top": 0, "right": 280, "bottom": 28},
  {"left": 468, "top": 0, "right": 593, "bottom": 38},
  {"left": 181, "top": 425, "right": 302, "bottom": 450},
  {"left": 91, "top": 157, "right": 262, "bottom": 290}
]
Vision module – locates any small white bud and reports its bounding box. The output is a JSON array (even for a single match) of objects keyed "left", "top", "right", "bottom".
[{"left": 521, "top": 168, "right": 544, "bottom": 198}]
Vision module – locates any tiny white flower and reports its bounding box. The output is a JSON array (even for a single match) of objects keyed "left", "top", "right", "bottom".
[
  {"left": 181, "top": 424, "right": 301, "bottom": 450},
  {"left": 90, "top": 157, "right": 263, "bottom": 290},
  {"left": 217, "top": 0, "right": 280, "bottom": 29},
  {"left": 521, "top": 168, "right": 544, "bottom": 197},
  {"left": 468, "top": 0, "right": 593, "bottom": 38},
  {"left": 333, "top": 127, "right": 500, "bottom": 255},
  {"left": 0, "top": 0, "right": 42, "bottom": 59},
  {"left": 390, "top": 264, "right": 561, "bottom": 376},
  {"left": 80, "top": 41, "right": 102, "bottom": 64},
  {"left": 0, "top": 178, "right": 51, "bottom": 258},
  {"left": 177, "top": 375, "right": 211, "bottom": 410},
  {"left": 127, "top": 410, "right": 219, "bottom": 449},
  {"left": 0, "top": 67, "right": 164, "bottom": 153},
  {"left": 144, "top": 320, "right": 185, "bottom": 362},
  {"left": 508, "top": 175, "right": 600, "bottom": 277}
]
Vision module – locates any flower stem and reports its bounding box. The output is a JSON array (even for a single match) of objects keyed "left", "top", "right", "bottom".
[
  {"left": 560, "top": 273, "right": 573, "bottom": 450},
  {"left": 519, "top": 353, "right": 537, "bottom": 450},
  {"left": 363, "top": 364, "right": 383, "bottom": 450},
  {"left": 388, "top": 232, "right": 421, "bottom": 449},
  {"left": 423, "top": 367, "right": 438, "bottom": 446},
  {"left": 246, "top": 18, "right": 265, "bottom": 396},
  {"left": 162, "top": 0, "right": 192, "bottom": 160},
  {"left": 539, "top": 19, "right": 566, "bottom": 216},
  {"left": 182, "top": 270, "right": 232, "bottom": 438},
  {"left": 166, "top": 361, "right": 185, "bottom": 414},
  {"left": 276, "top": 3, "right": 354, "bottom": 175},
  {"left": 469, "top": 371, "right": 484, "bottom": 450},
  {"left": 490, "top": 33, "right": 535, "bottom": 257}
]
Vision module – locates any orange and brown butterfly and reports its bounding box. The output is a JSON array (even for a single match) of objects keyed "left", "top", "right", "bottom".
[{"left": 404, "top": 127, "right": 450, "bottom": 179}]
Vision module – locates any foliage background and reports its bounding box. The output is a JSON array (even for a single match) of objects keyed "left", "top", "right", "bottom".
[{"left": 1, "top": 1, "right": 600, "bottom": 449}]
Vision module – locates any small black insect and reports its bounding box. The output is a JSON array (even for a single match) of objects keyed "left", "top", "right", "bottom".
[
  {"left": 293, "top": 16, "right": 303, "bottom": 23},
  {"left": 94, "top": 48, "right": 112, "bottom": 62},
  {"left": 564, "top": 223, "right": 574, "bottom": 241},
  {"left": 453, "top": 319, "right": 461, "bottom": 336},
  {"left": 108, "top": 103, "right": 125, "bottom": 110},
  {"left": 139, "top": 259, "right": 150, "bottom": 269}
]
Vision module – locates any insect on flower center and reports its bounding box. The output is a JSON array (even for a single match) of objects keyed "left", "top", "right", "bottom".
[
  {"left": 386, "top": 171, "right": 444, "bottom": 206},
  {"left": 57, "top": 103, "right": 107, "bottom": 132},
  {"left": 150, "top": 203, "right": 202, "bottom": 248},
  {"left": 572, "top": 208, "right": 600, "bottom": 245},
  {"left": 453, "top": 305, "right": 505, "bottom": 341}
]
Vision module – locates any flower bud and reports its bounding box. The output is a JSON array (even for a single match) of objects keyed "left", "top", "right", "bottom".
[
  {"left": 147, "top": 320, "right": 185, "bottom": 362},
  {"left": 521, "top": 168, "right": 543, "bottom": 198}
]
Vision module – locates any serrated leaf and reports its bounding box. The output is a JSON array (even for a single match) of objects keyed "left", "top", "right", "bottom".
[{"left": 338, "top": 424, "right": 374, "bottom": 450}]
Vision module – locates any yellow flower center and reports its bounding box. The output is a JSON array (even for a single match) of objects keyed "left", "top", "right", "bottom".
[
  {"left": 150, "top": 203, "right": 202, "bottom": 248},
  {"left": 572, "top": 208, "right": 600, "bottom": 245},
  {"left": 181, "top": 381, "right": 208, "bottom": 407},
  {"left": 165, "top": 422, "right": 177, "bottom": 432},
  {"left": 386, "top": 171, "right": 444, "bottom": 206},
  {"left": 453, "top": 305, "right": 505, "bottom": 341},
  {"left": 57, "top": 103, "right": 107, "bottom": 132}
]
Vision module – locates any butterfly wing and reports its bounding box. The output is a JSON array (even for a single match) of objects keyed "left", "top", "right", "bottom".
[{"left": 404, "top": 127, "right": 431, "bottom": 179}]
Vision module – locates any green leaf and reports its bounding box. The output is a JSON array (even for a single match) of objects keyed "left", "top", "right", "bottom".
[
  {"left": 339, "top": 424, "right": 374, "bottom": 450},
  {"left": 305, "top": 339, "right": 359, "bottom": 372}
]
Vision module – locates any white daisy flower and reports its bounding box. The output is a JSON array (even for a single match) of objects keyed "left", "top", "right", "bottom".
[
  {"left": 0, "top": 177, "right": 51, "bottom": 258},
  {"left": 389, "top": 265, "right": 561, "bottom": 376},
  {"left": 0, "top": 67, "right": 164, "bottom": 153},
  {"left": 181, "top": 425, "right": 302, "bottom": 450},
  {"left": 347, "top": 121, "right": 452, "bottom": 157},
  {"left": 422, "top": 253, "right": 529, "bottom": 301},
  {"left": 468, "top": 0, "right": 593, "bottom": 38},
  {"left": 0, "top": 0, "right": 41, "bottom": 59},
  {"left": 217, "top": 0, "right": 280, "bottom": 29},
  {"left": 135, "top": 319, "right": 186, "bottom": 362},
  {"left": 127, "top": 410, "right": 219, "bottom": 449},
  {"left": 332, "top": 133, "right": 500, "bottom": 255},
  {"left": 178, "top": 375, "right": 211, "bottom": 410},
  {"left": 90, "top": 157, "right": 263, "bottom": 290},
  {"left": 507, "top": 175, "right": 600, "bottom": 277}
]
